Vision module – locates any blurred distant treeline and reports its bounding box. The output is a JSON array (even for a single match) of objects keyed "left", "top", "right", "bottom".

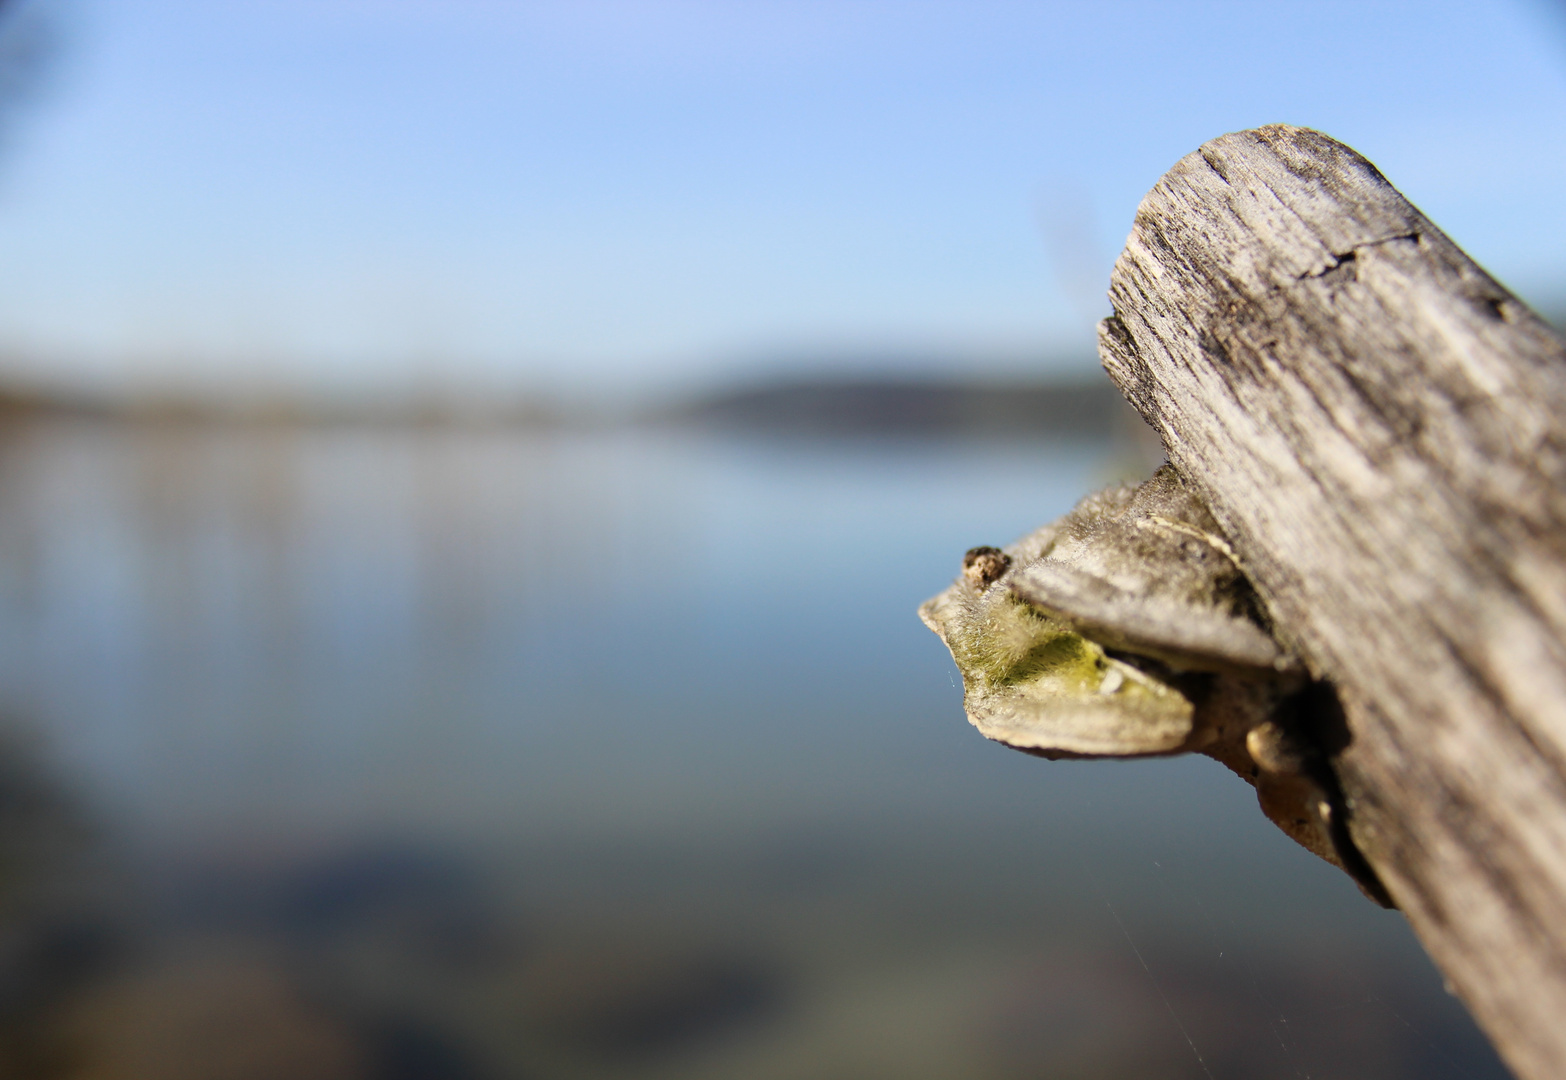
[{"left": 0, "top": 372, "right": 1143, "bottom": 438}]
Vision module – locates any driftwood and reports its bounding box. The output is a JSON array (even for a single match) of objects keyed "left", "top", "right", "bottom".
[{"left": 924, "top": 125, "right": 1566, "bottom": 1080}]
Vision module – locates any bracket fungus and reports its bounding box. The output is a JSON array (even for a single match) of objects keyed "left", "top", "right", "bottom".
[{"left": 920, "top": 463, "right": 1390, "bottom": 906}]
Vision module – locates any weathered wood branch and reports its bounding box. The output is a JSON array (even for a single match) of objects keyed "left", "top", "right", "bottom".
[{"left": 1098, "top": 125, "right": 1566, "bottom": 1080}]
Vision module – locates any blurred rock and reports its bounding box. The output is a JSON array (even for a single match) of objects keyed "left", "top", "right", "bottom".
[
  {"left": 516, "top": 941, "right": 787, "bottom": 1061},
  {"left": 56, "top": 946, "right": 366, "bottom": 1080}
]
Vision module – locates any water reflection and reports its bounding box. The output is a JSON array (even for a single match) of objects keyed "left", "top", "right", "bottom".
[{"left": 0, "top": 417, "right": 1510, "bottom": 1078}]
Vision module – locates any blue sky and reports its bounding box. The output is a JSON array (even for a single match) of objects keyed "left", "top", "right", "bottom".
[{"left": 0, "top": 0, "right": 1563, "bottom": 400}]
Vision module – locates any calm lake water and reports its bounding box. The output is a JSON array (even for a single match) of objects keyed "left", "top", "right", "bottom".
[{"left": 0, "top": 418, "right": 1509, "bottom": 1079}]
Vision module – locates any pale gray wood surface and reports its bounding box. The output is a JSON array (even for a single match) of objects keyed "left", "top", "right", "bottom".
[{"left": 1100, "top": 124, "right": 1566, "bottom": 1080}]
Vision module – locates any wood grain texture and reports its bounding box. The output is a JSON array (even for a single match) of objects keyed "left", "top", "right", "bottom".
[{"left": 1100, "top": 124, "right": 1566, "bottom": 1080}]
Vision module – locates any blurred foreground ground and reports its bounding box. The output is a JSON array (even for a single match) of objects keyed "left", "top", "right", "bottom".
[{"left": 0, "top": 408, "right": 1511, "bottom": 1079}]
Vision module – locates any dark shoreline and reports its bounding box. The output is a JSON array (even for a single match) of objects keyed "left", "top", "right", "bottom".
[{"left": 0, "top": 372, "right": 1137, "bottom": 438}]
